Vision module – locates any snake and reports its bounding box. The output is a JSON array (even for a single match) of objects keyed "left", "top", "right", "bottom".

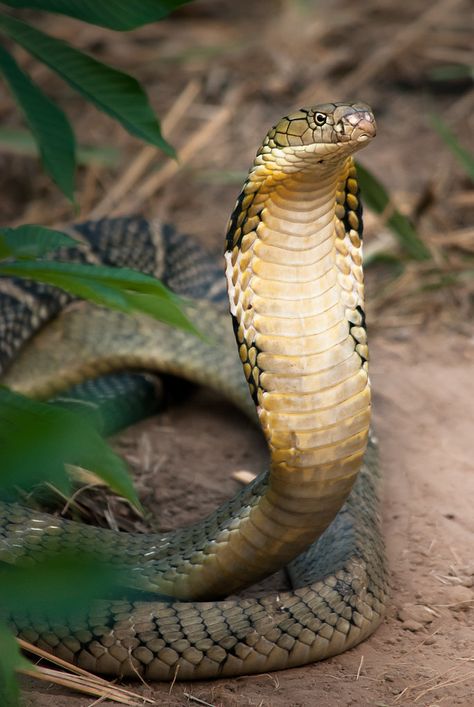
[{"left": 0, "top": 102, "right": 389, "bottom": 680}]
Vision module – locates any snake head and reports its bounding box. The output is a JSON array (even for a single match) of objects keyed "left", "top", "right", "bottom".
[{"left": 259, "top": 102, "right": 376, "bottom": 171}]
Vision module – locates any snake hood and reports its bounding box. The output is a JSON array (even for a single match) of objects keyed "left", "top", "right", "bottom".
[
  {"left": 1, "top": 102, "right": 388, "bottom": 681},
  {"left": 224, "top": 99, "right": 374, "bottom": 568}
]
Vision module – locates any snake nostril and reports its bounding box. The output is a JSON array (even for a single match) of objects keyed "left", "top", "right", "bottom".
[
  {"left": 356, "top": 117, "right": 377, "bottom": 139},
  {"left": 343, "top": 111, "right": 376, "bottom": 141}
]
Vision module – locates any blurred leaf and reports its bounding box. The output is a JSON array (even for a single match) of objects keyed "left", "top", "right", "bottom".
[
  {"left": 0, "top": 13, "right": 174, "bottom": 156},
  {"left": 1, "top": 0, "right": 192, "bottom": 30},
  {"left": 0, "top": 386, "right": 141, "bottom": 510},
  {"left": 364, "top": 251, "right": 405, "bottom": 276},
  {"left": 195, "top": 168, "right": 248, "bottom": 185},
  {"left": 160, "top": 42, "right": 238, "bottom": 65},
  {"left": 0, "top": 553, "right": 123, "bottom": 614},
  {"left": 430, "top": 113, "right": 474, "bottom": 181},
  {"left": 429, "top": 64, "right": 474, "bottom": 81},
  {"left": 0, "top": 259, "right": 201, "bottom": 336},
  {"left": 0, "top": 625, "right": 32, "bottom": 707},
  {"left": 356, "top": 162, "right": 431, "bottom": 261},
  {"left": 0, "top": 45, "right": 75, "bottom": 200},
  {"left": 0, "top": 127, "right": 121, "bottom": 167},
  {"left": 0, "top": 225, "right": 77, "bottom": 260},
  {"left": 419, "top": 268, "right": 474, "bottom": 292}
]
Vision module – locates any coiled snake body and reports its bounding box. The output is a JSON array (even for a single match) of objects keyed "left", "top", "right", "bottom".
[{"left": 0, "top": 102, "right": 388, "bottom": 679}]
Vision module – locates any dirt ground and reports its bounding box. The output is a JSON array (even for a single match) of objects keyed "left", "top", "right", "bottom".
[
  {"left": 2, "top": 0, "right": 473, "bottom": 705},
  {"left": 19, "top": 330, "right": 474, "bottom": 706}
]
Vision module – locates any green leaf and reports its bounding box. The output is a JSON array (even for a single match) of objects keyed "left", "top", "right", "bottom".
[
  {"left": 0, "top": 126, "right": 121, "bottom": 167},
  {"left": 0, "top": 45, "right": 75, "bottom": 200},
  {"left": 0, "top": 13, "right": 174, "bottom": 156},
  {"left": 0, "top": 553, "right": 124, "bottom": 614},
  {"left": 430, "top": 113, "right": 474, "bottom": 181},
  {"left": 0, "top": 386, "right": 141, "bottom": 510},
  {"left": 0, "top": 259, "right": 201, "bottom": 336},
  {"left": 0, "top": 624, "right": 32, "bottom": 707},
  {"left": 1, "top": 0, "right": 192, "bottom": 31},
  {"left": 356, "top": 162, "right": 431, "bottom": 261},
  {"left": 429, "top": 64, "right": 474, "bottom": 82},
  {"left": 364, "top": 251, "right": 405, "bottom": 276},
  {"left": 0, "top": 225, "right": 77, "bottom": 260}
]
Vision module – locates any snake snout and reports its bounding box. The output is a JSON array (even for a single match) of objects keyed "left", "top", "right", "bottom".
[
  {"left": 337, "top": 106, "right": 376, "bottom": 144},
  {"left": 351, "top": 113, "right": 377, "bottom": 142}
]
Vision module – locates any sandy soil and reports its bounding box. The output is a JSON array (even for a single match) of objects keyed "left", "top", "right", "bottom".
[{"left": 20, "top": 329, "right": 474, "bottom": 706}]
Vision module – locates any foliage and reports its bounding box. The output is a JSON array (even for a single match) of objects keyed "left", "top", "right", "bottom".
[
  {"left": 356, "top": 163, "right": 431, "bottom": 261},
  {"left": 0, "top": 627, "right": 31, "bottom": 707},
  {"left": 0, "top": 1, "right": 192, "bottom": 198},
  {"left": 0, "top": 385, "right": 142, "bottom": 505},
  {"left": 430, "top": 113, "right": 474, "bottom": 181},
  {"left": 0, "top": 223, "right": 173, "bottom": 703},
  {"left": 0, "top": 225, "right": 199, "bottom": 334},
  {"left": 0, "top": 3, "right": 193, "bottom": 700},
  {"left": 2, "top": 0, "right": 191, "bottom": 31},
  {"left": 0, "top": 44, "right": 75, "bottom": 200},
  {"left": 0, "top": 220, "right": 200, "bottom": 699}
]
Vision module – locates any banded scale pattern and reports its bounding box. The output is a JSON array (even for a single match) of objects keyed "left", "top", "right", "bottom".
[
  {"left": 224, "top": 106, "right": 374, "bottom": 556},
  {"left": 3, "top": 439, "right": 386, "bottom": 681},
  {"left": 1, "top": 102, "right": 389, "bottom": 680},
  {"left": 0, "top": 218, "right": 228, "bottom": 379}
]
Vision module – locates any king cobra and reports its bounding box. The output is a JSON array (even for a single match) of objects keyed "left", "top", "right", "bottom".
[{"left": 0, "top": 102, "right": 388, "bottom": 680}]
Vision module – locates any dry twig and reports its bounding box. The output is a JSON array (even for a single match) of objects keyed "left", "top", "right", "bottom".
[
  {"left": 90, "top": 80, "right": 201, "bottom": 218},
  {"left": 18, "top": 638, "right": 154, "bottom": 705}
]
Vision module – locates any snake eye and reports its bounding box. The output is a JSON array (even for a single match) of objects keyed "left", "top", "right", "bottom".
[{"left": 315, "top": 112, "right": 327, "bottom": 126}]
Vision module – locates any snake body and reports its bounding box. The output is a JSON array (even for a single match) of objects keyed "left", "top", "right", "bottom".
[{"left": 0, "top": 102, "right": 388, "bottom": 679}]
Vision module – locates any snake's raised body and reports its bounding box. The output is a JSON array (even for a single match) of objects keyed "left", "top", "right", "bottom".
[{"left": 0, "top": 103, "right": 388, "bottom": 679}]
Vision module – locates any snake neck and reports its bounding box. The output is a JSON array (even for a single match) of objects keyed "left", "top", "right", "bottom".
[{"left": 223, "top": 154, "right": 371, "bottom": 575}]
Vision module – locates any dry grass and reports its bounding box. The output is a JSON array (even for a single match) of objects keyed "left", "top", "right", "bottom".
[
  {"left": 18, "top": 639, "right": 155, "bottom": 705},
  {"left": 0, "top": 0, "right": 472, "bottom": 333}
]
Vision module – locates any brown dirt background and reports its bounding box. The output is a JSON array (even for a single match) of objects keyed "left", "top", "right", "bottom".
[{"left": 2, "top": 0, "right": 473, "bottom": 705}]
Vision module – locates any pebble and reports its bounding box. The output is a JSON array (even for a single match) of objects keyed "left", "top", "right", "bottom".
[
  {"left": 400, "top": 619, "right": 423, "bottom": 632},
  {"left": 423, "top": 635, "right": 437, "bottom": 645},
  {"left": 448, "top": 585, "right": 474, "bottom": 611},
  {"left": 397, "top": 603, "right": 434, "bottom": 625}
]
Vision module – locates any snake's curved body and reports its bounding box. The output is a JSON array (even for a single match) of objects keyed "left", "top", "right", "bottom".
[{"left": 0, "top": 102, "right": 388, "bottom": 679}]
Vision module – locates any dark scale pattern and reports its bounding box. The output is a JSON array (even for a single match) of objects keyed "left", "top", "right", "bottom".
[
  {"left": 334, "top": 165, "right": 368, "bottom": 364},
  {"left": 231, "top": 314, "right": 261, "bottom": 406},
  {"left": 0, "top": 217, "right": 227, "bottom": 378},
  {"left": 348, "top": 322, "right": 367, "bottom": 364},
  {"left": 342, "top": 165, "right": 364, "bottom": 240},
  {"left": 0, "top": 100, "right": 388, "bottom": 679},
  {"left": 75, "top": 218, "right": 228, "bottom": 304},
  {"left": 225, "top": 182, "right": 264, "bottom": 252},
  {"left": 349, "top": 305, "right": 368, "bottom": 364},
  {"left": 355, "top": 304, "right": 366, "bottom": 330},
  {"left": 226, "top": 187, "right": 250, "bottom": 251},
  {"left": 74, "top": 217, "right": 158, "bottom": 274},
  {"left": 2, "top": 444, "right": 388, "bottom": 680},
  {"left": 258, "top": 105, "right": 339, "bottom": 152},
  {"left": 0, "top": 283, "right": 71, "bottom": 375},
  {"left": 0, "top": 471, "right": 269, "bottom": 594},
  {"left": 160, "top": 225, "right": 227, "bottom": 304},
  {"left": 51, "top": 373, "right": 162, "bottom": 437}
]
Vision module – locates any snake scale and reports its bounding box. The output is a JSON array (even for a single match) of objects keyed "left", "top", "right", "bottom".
[{"left": 0, "top": 102, "right": 389, "bottom": 680}]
